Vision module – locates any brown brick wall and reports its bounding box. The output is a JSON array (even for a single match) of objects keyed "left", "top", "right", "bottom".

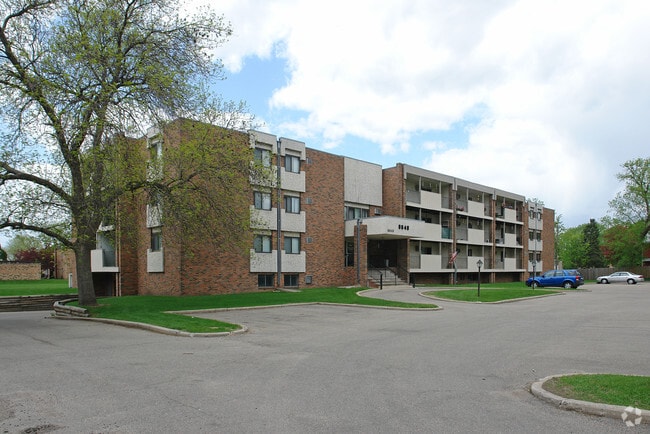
[
  {"left": 54, "top": 250, "right": 76, "bottom": 282},
  {"left": 303, "top": 149, "right": 355, "bottom": 287},
  {"left": 120, "top": 120, "right": 259, "bottom": 296},
  {"left": 541, "top": 207, "right": 556, "bottom": 270},
  {"left": 382, "top": 165, "right": 404, "bottom": 217},
  {"left": 0, "top": 263, "right": 41, "bottom": 280}
]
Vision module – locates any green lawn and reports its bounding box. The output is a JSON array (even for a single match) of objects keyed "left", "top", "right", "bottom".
[
  {"left": 0, "top": 279, "right": 75, "bottom": 296},
  {"left": 543, "top": 374, "right": 650, "bottom": 410},
  {"left": 424, "top": 287, "right": 558, "bottom": 302},
  {"left": 76, "top": 287, "right": 438, "bottom": 333}
]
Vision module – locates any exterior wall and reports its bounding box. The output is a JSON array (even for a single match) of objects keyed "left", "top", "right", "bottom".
[
  {"left": 382, "top": 166, "right": 404, "bottom": 217},
  {"left": 541, "top": 207, "right": 556, "bottom": 270},
  {"left": 344, "top": 157, "right": 382, "bottom": 207},
  {"left": 303, "top": 149, "right": 355, "bottom": 286},
  {"left": 97, "top": 119, "right": 557, "bottom": 295},
  {"left": 0, "top": 262, "right": 41, "bottom": 280}
]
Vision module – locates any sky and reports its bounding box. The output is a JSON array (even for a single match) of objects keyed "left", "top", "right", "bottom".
[
  {"left": 2, "top": 0, "right": 648, "bottom": 247},
  {"left": 199, "top": 0, "right": 650, "bottom": 228}
]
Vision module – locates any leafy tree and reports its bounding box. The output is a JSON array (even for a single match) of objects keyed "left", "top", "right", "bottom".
[
  {"left": 0, "top": 0, "right": 251, "bottom": 305},
  {"left": 0, "top": 245, "right": 6, "bottom": 261},
  {"left": 583, "top": 219, "right": 605, "bottom": 267},
  {"left": 602, "top": 222, "right": 645, "bottom": 267},
  {"left": 3, "top": 233, "right": 53, "bottom": 259},
  {"left": 607, "top": 158, "right": 650, "bottom": 239},
  {"left": 556, "top": 224, "right": 587, "bottom": 268},
  {"left": 14, "top": 246, "right": 56, "bottom": 276}
]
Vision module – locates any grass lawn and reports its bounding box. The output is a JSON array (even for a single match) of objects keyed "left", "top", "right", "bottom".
[
  {"left": 424, "top": 286, "right": 558, "bottom": 302},
  {"left": 76, "top": 287, "right": 438, "bottom": 333},
  {"left": 0, "top": 279, "right": 75, "bottom": 296},
  {"left": 543, "top": 374, "right": 650, "bottom": 410}
]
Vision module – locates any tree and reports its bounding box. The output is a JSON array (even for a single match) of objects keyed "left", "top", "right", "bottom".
[
  {"left": 607, "top": 158, "right": 650, "bottom": 240},
  {"left": 3, "top": 232, "right": 54, "bottom": 259},
  {"left": 14, "top": 246, "right": 56, "bottom": 276},
  {"left": 0, "top": 0, "right": 251, "bottom": 305},
  {"left": 583, "top": 219, "right": 605, "bottom": 268},
  {"left": 556, "top": 224, "right": 587, "bottom": 268},
  {"left": 602, "top": 222, "right": 645, "bottom": 267}
]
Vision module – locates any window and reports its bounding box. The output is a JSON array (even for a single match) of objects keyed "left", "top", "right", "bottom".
[
  {"left": 284, "top": 236, "right": 300, "bottom": 254},
  {"left": 254, "top": 191, "right": 272, "bottom": 210},
  {"left": 254, "top": 235, "right": 272, "bottom": 253},
  {"left": 150, "top": 228, "right": 162, "bottom": 251},
  {"left": 254, "top": 147, "right": 272, "bottom": 168},
  {"left": 284, "top": 274, "right": 298, "bottom": 287},
  {"left": 285, "top": 155, "right": 300, "bottom": 173},
  {"left": 344, "top": 206, "right": 369, "bottom": 220},
  {"left": 284, "top": 195, "right": 300, "bottom": 213},
  {"left": 258, "top": 274, "right": 274, "bottom": 287},
  {"left": 149, "top": 140, "right": 162, "bottom": 161},
  {"left": 345, "top": 240, "right": 354, "bottom": 266}
]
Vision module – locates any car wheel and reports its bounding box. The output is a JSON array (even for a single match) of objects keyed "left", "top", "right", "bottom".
[
  {"left": 601, "top": 278, "right": 608, "bottom": 284},
  {"left": 563, "top": 281, "right": 573, "bottom": 289},
  {"left": 627, "top": 279, "right": 636, "bottom": 284}
]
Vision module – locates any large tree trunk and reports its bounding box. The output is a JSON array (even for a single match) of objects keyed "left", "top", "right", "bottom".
[{"left": 75, "top": 241, "right": 97, "bottom": 306}]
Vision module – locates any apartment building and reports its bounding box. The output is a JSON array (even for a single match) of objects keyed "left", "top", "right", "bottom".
[{"left": 89, "top": 120, "right": 555, "bottom": 296}]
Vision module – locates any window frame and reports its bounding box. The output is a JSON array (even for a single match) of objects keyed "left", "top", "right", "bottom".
[
  {"left": 284, "top": 195, "right": 300, "bottom": 214},
  {"left": 285, "top": 154, "right": 300, "bottom": 173},
  {"left": 254, "top": 234, "right": 272, "bottom": 253},
  {"left": 284, "top": 236, "right": 300, "bottom": 254},
  {"left": 150, "top": 227, "right": 162, "bottom": 251},
  {"left": 258, "top": 274, "right": 275, "bottom": 287},
  {"left": 254, "top": 191, "right": 272, "bottom": 210},
  {"left": 254, "top": 147, "right": 272, "bottom": 168},
  {"left": 283, "top": 274, "right": 298, "bottom": 287}
]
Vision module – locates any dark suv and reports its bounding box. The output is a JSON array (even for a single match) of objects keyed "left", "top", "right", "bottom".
[{"left": 526, "top": 269, "right": 584, "bottom": 289}]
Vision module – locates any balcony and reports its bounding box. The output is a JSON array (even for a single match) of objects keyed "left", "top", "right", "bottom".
[
  {"left": 280, "top": 168, "right": 305, "bottom": 192},
  {"left": 91, "top": 249, "right": 119, "bottom": 273},
  {"left": 249, "top": 250, "right": 306, "bottom": 273},
  {"left": 147, "top": 248, "right": 164, "bottom": 273}
]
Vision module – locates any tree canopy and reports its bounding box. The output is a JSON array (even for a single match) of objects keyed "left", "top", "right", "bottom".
[
  {"left": 0, "top": 0, "right": 251, "bottom": 305},
  {"left": 607, "top": 157, "right": 650, "bottom": 239}
]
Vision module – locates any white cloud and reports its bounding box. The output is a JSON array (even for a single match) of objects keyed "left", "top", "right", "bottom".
[{"left": 189, "top": 0, "right": 650, "bottom": 226}]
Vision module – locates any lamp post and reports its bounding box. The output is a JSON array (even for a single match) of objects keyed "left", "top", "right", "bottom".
[
  {"left": 531, "top": 260, "right": 536, "bottom": 290},
  {"left": 477, "top": 259, "right": 483, "bottom": 298}
]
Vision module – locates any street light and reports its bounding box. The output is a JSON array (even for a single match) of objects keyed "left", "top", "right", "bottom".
[{"left": 477, "top": 259, "right": 483, "bottom": 298}]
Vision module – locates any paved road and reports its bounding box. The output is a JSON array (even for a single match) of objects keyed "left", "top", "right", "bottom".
[{"left": 1, "top": 283, "right": 648, "bottom": 433}]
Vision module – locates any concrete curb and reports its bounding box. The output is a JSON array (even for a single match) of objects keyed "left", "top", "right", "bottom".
[
  {"left": 530, "top": 373, "right": 650, "bottom": 424},
  {"left": 50, "top": 315, "right": 249, "bottom": 337},
  {"left": 51, "top": 297, "right": 441, "bottom": 337},
  {"left": 419, "top": 291, "right": 563, "bottom": 304}
]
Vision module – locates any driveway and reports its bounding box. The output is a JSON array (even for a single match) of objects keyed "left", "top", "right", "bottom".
[{"left": 1, "top": 283, "right": 648, "bottom": 433}]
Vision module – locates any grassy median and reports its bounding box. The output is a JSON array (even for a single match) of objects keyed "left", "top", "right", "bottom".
[
  {"left": 424, "top": 287, "right": 558, "bottom": 302},
  {"left": 76, "top": 287, "right": 438, "bottom": 333},
  {"left": 543, "top": 374, "right": 650, "bottom": 409}
]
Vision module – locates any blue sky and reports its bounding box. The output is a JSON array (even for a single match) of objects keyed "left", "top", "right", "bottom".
[
  {"left": 2, "top": 0, "right": 649, "bottom": 247},
  {"left": 203, "top": 0, "right": 650, "bottom": 229}
]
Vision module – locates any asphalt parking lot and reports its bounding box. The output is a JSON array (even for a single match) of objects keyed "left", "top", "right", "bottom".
[{"left": 1, "top": 282, "right": 649, "bottom": 433}]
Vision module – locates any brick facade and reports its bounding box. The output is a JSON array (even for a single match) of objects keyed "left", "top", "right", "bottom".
[
  {"left": 0, "top": 262, "right": 41, "bottom": 280},
  {"left": 79, "top": 119, "right": 556, "bottom": 297},
  {"left": 303, "top": 149, "right": 356, "bottom": 287}
]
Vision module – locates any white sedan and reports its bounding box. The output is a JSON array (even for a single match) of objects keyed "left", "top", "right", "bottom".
[{"left": 596, "top": 271, "right": 644, "bottom": 284}]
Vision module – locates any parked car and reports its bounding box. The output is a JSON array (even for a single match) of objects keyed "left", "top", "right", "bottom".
[
  {"left": 596, "top": 271, "right": 644, "bottom": 284},
  {"left": 526, "top": 269, "right": 584, "bottom": 289}
]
